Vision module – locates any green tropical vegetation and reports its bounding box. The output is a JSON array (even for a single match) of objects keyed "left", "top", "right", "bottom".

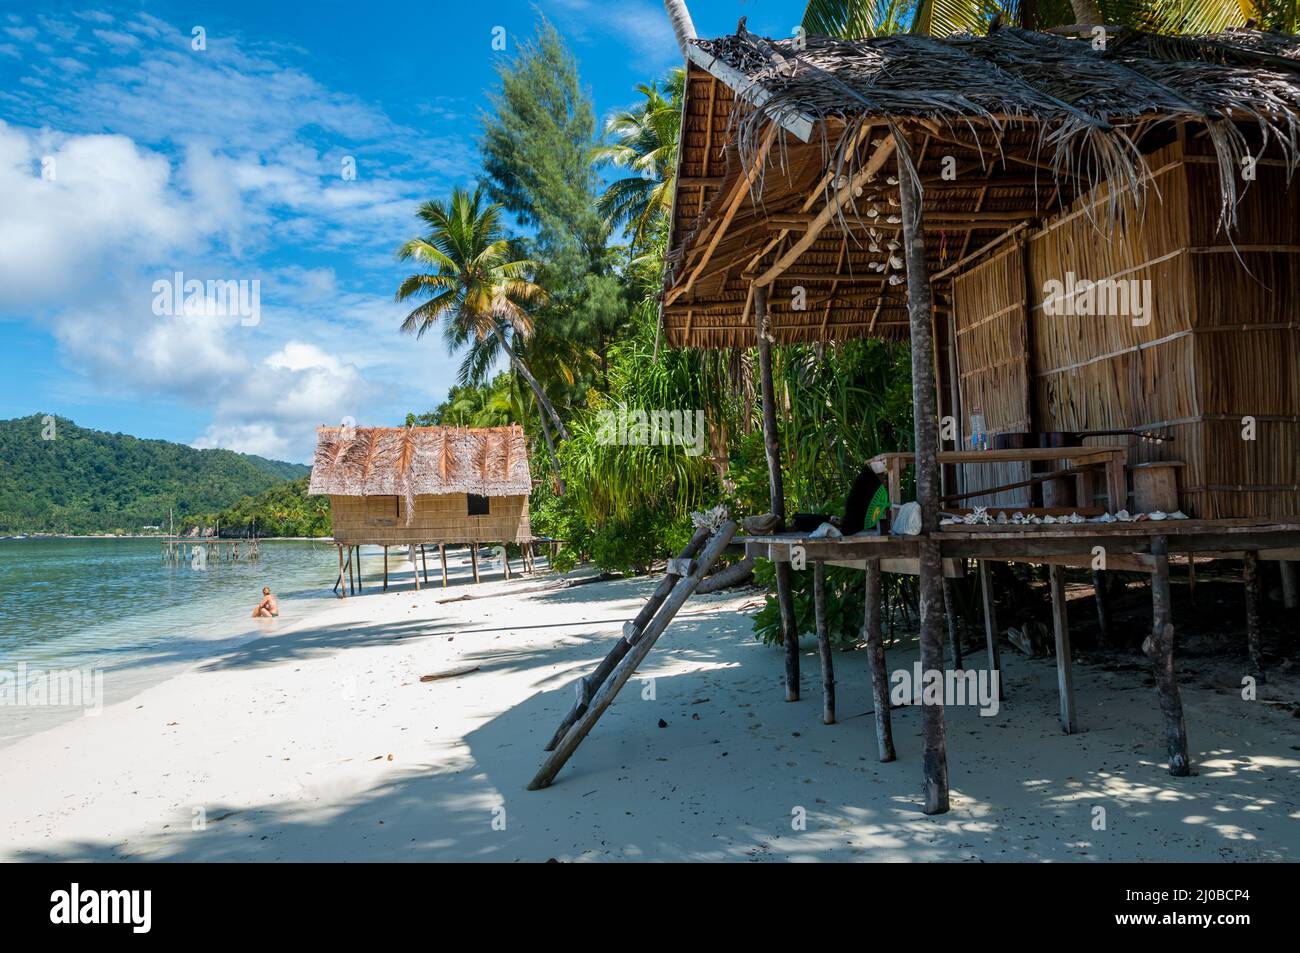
[
  {"left": 185, "top": 477, "right": 331, "bottom": 539},
  {"left": 0, "top": 415, "right": 308, "bottom": 535}
]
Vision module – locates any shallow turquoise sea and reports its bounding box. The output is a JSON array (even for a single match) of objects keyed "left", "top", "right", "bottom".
[{"left": 0, "top": 537, "right": 348, "bottom": 743}]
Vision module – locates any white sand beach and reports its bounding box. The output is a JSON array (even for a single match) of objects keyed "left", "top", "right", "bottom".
[{"left": 2, "top": 553, "right": 1297, "bottom": 863}]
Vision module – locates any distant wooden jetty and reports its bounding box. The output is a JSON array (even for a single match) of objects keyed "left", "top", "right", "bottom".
[{"left": 162, "top": 536, "right": 259, "bottom": 563}]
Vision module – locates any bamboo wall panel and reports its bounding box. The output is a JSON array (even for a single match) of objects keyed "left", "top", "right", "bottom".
[
  {"left": 952, "top": 242, "right": 1032, "bottom": 508},
  {"left": 329, "top": 493, "right": 531, "bottom": 546}
]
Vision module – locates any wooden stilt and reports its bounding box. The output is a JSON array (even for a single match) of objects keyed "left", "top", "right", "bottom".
[
  {"left": 347, "top": 547, "right": 355, "bottom": 596},
  {"left": 413, "top": 545, "right": 421, "bottom": 591},
  {"left": 1280, "top": 560, "right": 1297, "bottom": 610},
  {"left": 383, "top": 546, "right": 389, "bottom": 592},
  {"left": 813, "top": 560, "right": 835, "bottom": 724},
  {"left": 943, "top": 577, "right": 963, "bottom": 669},
  {"left": 864, "top": 558, "right": 895, "bottom": 761},
  {"left": 1092, "top": 569, "right": 1111, "bottom": 644},
  {"left": 503, "top": 545, "right": 511, "bottom": 580},
  {"left": 1144, "top": 535, "right": 1190, "bottom": 775},
  {"left": 355, "top": 546, "right": 362, "bottom": 592},
  {"left": 1048, "top": 564, "right": 1077, "bottom": 734},
  {"left": 421, "top": 544, "right": 429, "bottom": 585},
  {"left": 1244, "top": 551, "right": 1263, "bottom": 680},
  {"left": 470, "top": 545, "right": 479, "bottom": 584},
  {"left": 440, "top": 544, "right": 448, "bottom": 587},
  {"left": 529, "top": 522, "right": 738, "bottom": 790},
  {"left": 979, "top": 560, "right": 1002, "bottom": 700},
  {"left": 336, "top": 544, "right": 345, "bottom": 598},
  {"left": 543, "top": 525, "right": 712, "bottom": 752},
  {"left": 896, "top": 128, "right": 949, "bottom": 815},
  {"left": 754, "top": 283, "right": 798, "bottom": 701}
]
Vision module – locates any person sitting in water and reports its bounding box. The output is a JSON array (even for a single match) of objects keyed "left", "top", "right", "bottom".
[{"left": 252, "top": 586, "right": 279, "bottom": 619}]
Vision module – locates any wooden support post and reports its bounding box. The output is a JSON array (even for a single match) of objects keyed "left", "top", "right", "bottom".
[
  {"left": 383, "top": 546, "right": 389, "bottom": 592},
  {"left": 1280, "top": 560, "right": 1297, "bottom": 610},
  {"left": 347, "top": 547, "right": 355, "bottom": 596},
  {"left": 978, "top": 560, "right": 1002, "bottom": 700},
  {"left": 813, "top": 560, "right": 835, "bottom": 724},
  {"left": 943, "top": 577, "right": 963, "bottom": 669},
  {"left": 421, "top": 544, "right": 429, "bottom": 585},
  {"left": 1144, "top": 535, "right": 1190, "bottom": 776},
  {"left": 864, "top": 558, "right": 895, "bottom": 761},
  {"left": 336, "top": 544, "right": 346, "bottom": 598},
  {"left": 754, "top": 283, "right": 799, "bottom": 701},
  {"left": 1244, "top": 551, "right": 1263, "bottom": 681},
  {"left": 355, "top": 546, "right": 362, "bottom": 592},
  {"left": 503, "top": 545, "right": 511, "bottom": 580},
  {"left": 529, "top": 521, "right": 739, "bottom": 790},
  {"left": 412, "top": 546, "right": 421, "bottom": 591},
  {"left": 1048, "top": 564, "right": 1077, "bottom": 734},
  {"left": 440, "top": 544, "right": 448, "bottom": 587},
  {"left": 896, "top": 128, "right": 949, "bottom": 815},
  {"left": 1092, "top": 569, "right": 1111, "bottom": 645},
  {"left": 543, "top": 526, "right": 713, "bottom": 751},
  {"left": 470, "top": 545, "right": 480, "bottom": 584}
]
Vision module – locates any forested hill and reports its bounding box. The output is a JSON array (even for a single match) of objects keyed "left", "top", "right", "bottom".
[{"left": 0, "top": 415, "right": 309, "bottom": 534}]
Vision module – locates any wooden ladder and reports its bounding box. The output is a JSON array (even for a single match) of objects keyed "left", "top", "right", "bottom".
[{"left": 528, "top": 518, "right": 738, "bottom": 790}]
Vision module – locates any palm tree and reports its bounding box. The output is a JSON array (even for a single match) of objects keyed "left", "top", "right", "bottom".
[
  {"left": 395, "top": 186, "right": 570, "bottom": 487},
  {"left": 663, "top": 0, "right": 697, "bottom": 57},
  {"left": 592, "top": 72, "right": 685, "bottom": 247}
]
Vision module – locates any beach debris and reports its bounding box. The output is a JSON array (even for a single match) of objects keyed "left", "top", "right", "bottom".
[
  {"left": 1043, "top": 514, "right": 1057, "bottom": 524},
  {"left": 740, "top": 511, "right": 781, "bottom": 534},
  {"left": 1006, "top": 620, "right": 1047, "bottom": 657},
  {"left": 1149, "top": 510, "right": 1168, "bottom": 521},
  {"left": 996, "top": 511, "right": 1008, "bottom": 523},
  {"left": 809, "top": 522, "right": 842, "bottom": 539},
  {"left": 892, "top": 501, "right": 922, "bottom": 535},
  {"left": 1115, "top": 509, "right": 1135, "bottom": 521},
  {"left": 963, "top": 506, "right": 992, "bottom": 525},
  {"left": 419, "top": 665, "right": 481, "bottom": 682},
  {"left": 1169, "top": 510, "right": 1189, "bottom": 519},
  {"left": 691, "top": 504, "right": 729, "bottom": 532}
]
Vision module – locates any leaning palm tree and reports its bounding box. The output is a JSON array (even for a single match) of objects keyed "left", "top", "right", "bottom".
[
  {"left": 395, "top": 186, "right": 570, "bottom": 487},
  {"left": 591, "top": 73, "right": 685, "bottom": 247}
]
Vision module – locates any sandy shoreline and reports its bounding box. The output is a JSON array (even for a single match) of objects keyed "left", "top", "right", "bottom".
[{"left": 2, "top": 551, "right": 1297, "bottom": 862}]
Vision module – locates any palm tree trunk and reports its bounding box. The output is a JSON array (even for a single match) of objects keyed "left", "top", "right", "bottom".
[
  {"left": 662, "top": 0, "right": 697, "bottom": 59},
  {"left": 491, "top": 325, "right": 570, "bottom": 442},
  {"left": 534, "top": 398, "right": 567, "bottom": 495},
  {"left": 1068, "top": 0, "right": 1104, "bottom": 25}
]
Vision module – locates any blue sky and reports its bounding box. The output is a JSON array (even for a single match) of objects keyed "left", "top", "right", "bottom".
[{"left": 0, "top": 0, "right": 798, "bottom": 462}]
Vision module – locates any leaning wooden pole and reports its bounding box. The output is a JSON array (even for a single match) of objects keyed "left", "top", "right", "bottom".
[
  {"left": 1143, "top": 535, "right": 1190, "bottom": 775},
  {"left": 542, "top": 525, "right": 712, "bottom": 751},
  {"left": 864, "top": 558, "right": 895, "bottom": 761},
  {"left": 895, "top": 126, "right": 950, "bottom": 815},
  {"left": 813, "top": 560, "right": 836, "bottom": 724},
  {"left": 979, "top": 560, "right": 1003, "bottom": 700},
  {"left": 1243, "top": 550, "right": 1263, "bottom": 680},
  {"left": 754, "top": 284, "right": 799, "bottom": 701},
  {"left": 529, "top": 521, "right": 738, "bottom": 790},
  {"left": 439, "top": 544, "right": 448, "bottom": 587}
]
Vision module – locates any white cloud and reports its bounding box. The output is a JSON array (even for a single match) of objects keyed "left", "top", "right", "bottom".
[{"left": 0, "top": 12, "right": 480, "bottom": 461}]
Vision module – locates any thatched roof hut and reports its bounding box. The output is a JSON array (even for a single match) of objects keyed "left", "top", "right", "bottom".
[
  {"left": 309, "top": 424, "right": 533, "bottom": 548},
  {"left": 662, "top": 25, "right": 1300, "bottom": 521},
  {"left": 663, "top": 26, "right": 1300, "bottom": 347}
]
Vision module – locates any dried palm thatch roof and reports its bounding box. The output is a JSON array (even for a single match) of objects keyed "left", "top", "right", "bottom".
[
  {"left": 663, "top": 26, "right": 1300, "bottom": 348},
  {"left": 309, "top": 425, "right": 532, "bottom": 502}
]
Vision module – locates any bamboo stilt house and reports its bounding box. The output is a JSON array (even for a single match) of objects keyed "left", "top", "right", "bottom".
[
  {"left": 663, "top": 25, "right": 1300, "bottom": 519},
  {"left": 308, "top": 425, "right": 533, "bottom": 546},
  {"left": 648, "top": 23, "right": 1300, "bottom": 815}
]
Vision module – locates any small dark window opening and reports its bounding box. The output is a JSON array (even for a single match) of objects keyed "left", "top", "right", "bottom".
[{"left": 467, "top": 493, "right": 490, "bottom": 516}]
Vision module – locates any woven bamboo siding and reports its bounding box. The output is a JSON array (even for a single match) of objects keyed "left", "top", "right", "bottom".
[
  {"left": 329, "top": 493, "right": 531, "bottom": 546},
  {"left": 1182, "top": 147, "right": 1300, "bottom": 518},
  {"left": 951, "top": 241, "right": 1032, "bottom": 508}
]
